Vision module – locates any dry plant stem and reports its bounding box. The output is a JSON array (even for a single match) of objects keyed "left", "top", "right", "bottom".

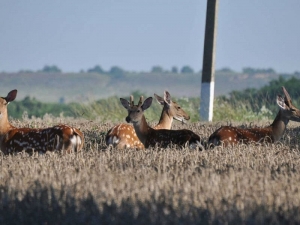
[{"left": 1, "top": 119, "right": 300, "bottom": 224}]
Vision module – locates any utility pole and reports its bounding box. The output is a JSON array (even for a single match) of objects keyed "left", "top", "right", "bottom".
[{"left": 200, "top": 0, "right": 219, "bottom": 121}]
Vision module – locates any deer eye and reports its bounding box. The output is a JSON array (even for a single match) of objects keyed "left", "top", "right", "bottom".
[{"left": 137, "top": 110, "right": 140, "bottom": 113}]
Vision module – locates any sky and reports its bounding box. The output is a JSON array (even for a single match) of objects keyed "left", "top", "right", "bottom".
[{"left": 0, "top": 0, "right": 300, "bottom": 74}]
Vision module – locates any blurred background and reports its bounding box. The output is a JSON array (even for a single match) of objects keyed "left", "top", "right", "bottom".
[{"left": 1, "top": 0, "right": 300, "bottom": 121}]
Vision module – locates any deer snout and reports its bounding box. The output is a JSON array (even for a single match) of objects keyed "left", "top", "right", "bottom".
[
  {"left": 174, "top": 116, "right": 188, "bottom": 124},
  {"left": 126, "top": 116, "right": 131, "bottom": 123}
]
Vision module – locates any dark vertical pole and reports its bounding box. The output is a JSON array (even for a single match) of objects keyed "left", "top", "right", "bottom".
[{"left": 200, "top": 0, "right": 219, "bottom": 121}]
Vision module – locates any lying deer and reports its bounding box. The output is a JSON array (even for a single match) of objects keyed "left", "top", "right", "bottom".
[
  {"left": 120, "top": 95, "right": 201, "bottom": 148},
  {"left": 106, "top": 91, "right": 190, "bottom": 149},
  {"left": 207, "top": 86, "right": 300, "bottom": 148},
  {"left": 0, "top": 89, "right": 84, "bottom": 154}
]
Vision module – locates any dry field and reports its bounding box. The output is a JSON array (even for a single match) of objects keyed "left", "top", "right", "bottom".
[{"left": 1, "top": 116, "right": 300, "bottom": 224}]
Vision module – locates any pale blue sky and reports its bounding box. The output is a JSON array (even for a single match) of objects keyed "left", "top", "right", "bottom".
[{"left": 1, "top": 0, "right": 299, "bottom": 73}]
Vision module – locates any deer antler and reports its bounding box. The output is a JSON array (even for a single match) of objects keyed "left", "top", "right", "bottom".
[
  {"left": 130, "top": 95, "right": 134, "bottom": 107},
  {"left": 282, "top": 86, "right": 292, "bottom": 106},
  {"left": 138, "top": 96, "right": 144, "bottom": 107}
]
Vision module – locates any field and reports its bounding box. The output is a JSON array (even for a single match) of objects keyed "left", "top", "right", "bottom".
[{"left": 1, "top": 116, "right": 300, "bottom": 224}]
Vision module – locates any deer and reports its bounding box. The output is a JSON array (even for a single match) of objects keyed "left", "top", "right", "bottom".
[
  {"left": 207, "top": 86, "right": 300, "bottom": 148},
  {"left": 0, "top": 89, "right": 84, "bottom": 154},
  {"left": 106, "top": 91, "right": 190, "bottom": 149},
  {"left": 120, "top": 95, "right": 201, "bottom": 148}
]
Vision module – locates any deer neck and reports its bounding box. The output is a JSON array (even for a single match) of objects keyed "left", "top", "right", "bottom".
[
  {"left": 0, "top": 112, "right": 14, "bottom": 135},
  {"left": 269, "top": 110, "right": 289, "bottom": 141},
  {"left": 131, "top": 115, "right": 151, "bottom": 145},
  {"left": 155, "top": 106, "right": 173, "bottom": 130}
]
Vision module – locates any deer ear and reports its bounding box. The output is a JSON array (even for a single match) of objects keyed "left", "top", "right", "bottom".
[
  {"left": 154, "top": 93, "right": 164, "bottom": 105},
  {"left": 277, "top": 95, "right": 288, "bottom": 110},
  {"left": 120, "top": 98, "right": 130, "bottom": 110},
  {"left": 164, "top": 91, "right": 171, "bottom": 105},
  {"left": 141, "top": 97, "right": 153, "bottom": 111},
  {"left": 5, "top": 89, "right": 17, "bottom": 103}
]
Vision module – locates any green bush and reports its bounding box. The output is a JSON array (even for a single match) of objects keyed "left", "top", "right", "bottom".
[{"left": 8, "top": 96, "right": 77, "bottom": 119}]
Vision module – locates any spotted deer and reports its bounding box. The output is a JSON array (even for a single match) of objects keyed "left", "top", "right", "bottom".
[
  {"left": 0, "top": 90, "right": 84, "bottom": 154},
  {"left": 120, "top": 95, "right": 201, "bottom": 148},
  {"left": 106, "top": 91, "right": 190, "bottom": 149},
  {"left": 207, "top": 86, "right": 300, "bottom": 148}
]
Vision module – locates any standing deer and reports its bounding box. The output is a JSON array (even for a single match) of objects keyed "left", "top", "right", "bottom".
[
  {"left": 106, "top": 91, "right": 190, "bottom": 149},
  {"left": 0, "top": 90, "right": 84, "bottom": 154},
  {"left": 207, "top": 86, "right": 300, "bottom": 148},
  {"left": 120, "top": 95, "right": 201, "bottom": 148}
]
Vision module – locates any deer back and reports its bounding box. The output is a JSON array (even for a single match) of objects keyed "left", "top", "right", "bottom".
[
  {"left": 208, "top": 125, "right": 274, "bottom": 147},
  {"left": 105, "top": 124, "right": 144, "bottom": 149},
  {"left": 144, "top": 128, "right": 200, "bottom": 148},
  {"left": 2, "top": 125, "right": 84, "bottom": 154}
]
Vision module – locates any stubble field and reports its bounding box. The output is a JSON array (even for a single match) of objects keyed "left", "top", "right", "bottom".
[{"left": 1, "top": 116, "right": 300, "bottom": 224}]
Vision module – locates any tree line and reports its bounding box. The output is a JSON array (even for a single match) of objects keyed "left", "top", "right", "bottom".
[
  {"left": 16, "top": 65, "right": 296, "bottom": 76},
  {"left": 17, "top": 64, "right": 198, "bottom": 75}
]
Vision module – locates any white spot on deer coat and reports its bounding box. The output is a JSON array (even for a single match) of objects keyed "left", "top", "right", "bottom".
[{"left": 15, "top": 140, "right": 30, "bottom": 147}]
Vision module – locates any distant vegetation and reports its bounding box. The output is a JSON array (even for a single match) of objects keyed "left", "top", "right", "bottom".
[
  {"left": 7, "top": 75, "right": 300, "bottom": 123},
  {"left": 17, "top": 64, "right": 200, "bottom": 75},
  {"left": 220, "top": 76, "right": 300, "bottom": 115},
  {"left": 16, "top": 64, "right": 300, "bottom": 75},
  {"left": 39, "top": 65, "right": 62, "bottom": 73},
  {"left": 242, "top": 67, "right": 276, "bottom": 75},
  {"left": 14, "top": 64, "right": 300, "bottom": 78},
  {"left": 4, "top": 65, "right": 300, "bottom": 104},
  {"left": 8, "top": 96, "right": 77, "bottom": 119}
]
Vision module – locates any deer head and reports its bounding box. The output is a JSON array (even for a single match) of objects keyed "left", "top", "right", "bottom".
[
  {"left": 120, "top": 96, "right": 153, "bottom": 124},
  {"left": 0, "top": 90, "right": 17, "bottom": 127},
  {"left": 276, "top": 86, "right": 300, "bottom": 122},
  {"left": 154, "top": 91, "right": 190, "bottom": 123}
]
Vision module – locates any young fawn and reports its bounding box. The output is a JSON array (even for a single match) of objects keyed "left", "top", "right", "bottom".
[
  {"left": 0, "top": 90, "right": 84, "bottom": 154},
  {"left": 106, "top": 91, "right": 190, "bottom": 149},
  {"left": 207, "top": 86, "right": 300, "bottom": 147},
  {"left": 120, "top": 95, "right": 201, "bottom": 148}
]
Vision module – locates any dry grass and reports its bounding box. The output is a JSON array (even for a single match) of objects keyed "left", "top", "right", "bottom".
[{"left": 1, "top": 117, "right": 300, "bottom": 224}]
